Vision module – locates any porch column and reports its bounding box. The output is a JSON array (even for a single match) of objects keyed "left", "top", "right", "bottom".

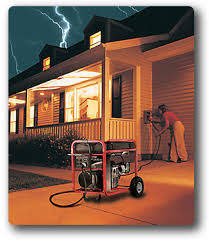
[
  {"left": 134, "top": 66, "right": 141, "bottom": 160},
  {"left": 26, "top": 89, "right": 31, "bottom": 128},
  {"left": 101, "top": 56, "right": 111, "bottom": 141}
]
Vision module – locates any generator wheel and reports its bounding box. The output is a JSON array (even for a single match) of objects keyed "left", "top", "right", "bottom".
[{"left": 130, "top": 176, "right": 144, "bottom": 197}]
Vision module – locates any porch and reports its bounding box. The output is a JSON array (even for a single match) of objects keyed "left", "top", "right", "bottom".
[{"left": 9, "top": 45, "right": 138, "bottom": 146}]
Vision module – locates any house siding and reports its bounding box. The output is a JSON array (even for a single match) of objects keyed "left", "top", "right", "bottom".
[
  {"left": 140, "top": 60, "right": 153, "bottom": 155},
  {"left": 38, "top": 98, "right": 53, "bottom": 126},
  {"left": 18, "top": 106, "right": 24, "bottom": 135},
  {"left": 53, "top": 92, "right": 60, "bottom": 124},
  {"left": 152, "top": 51, "right": 194, "bottom": 160}
]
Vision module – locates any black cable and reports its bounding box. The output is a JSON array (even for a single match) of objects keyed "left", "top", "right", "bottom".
[
  {"left": 123, "top": 132, "right": 161, "bottom": 177},
  {"left": 49, "top": 166, "right": 87, "bottom": 208},
  {"left": 49, "top": 142, "right": 91, "bottom": 208},
  {"left": 126, "top": 121, "right": 162, "bottom": 176}
]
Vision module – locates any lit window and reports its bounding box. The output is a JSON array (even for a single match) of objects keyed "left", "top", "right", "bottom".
[
  {"left": 43, "top": 57, "right": 50, "bottom": 71},
  {"left": 30, "top": 106, "right": 34, "bottom": 127},
  {"left": 65, "top": 91, "right": 74, "bottom": 122},
  {"left": 77, "top": 84, "right": 99, "bottom": 120},
  {"left": 90, "top": 31, "right": 101, "bottom": 49},
  {"left": 10, "top": 110, "right": 16, "bottom": 133}
]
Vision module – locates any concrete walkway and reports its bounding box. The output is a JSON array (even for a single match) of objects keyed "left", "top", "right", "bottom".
[{"left": 9, "top": 160, "right": 194, "bottom": 225}]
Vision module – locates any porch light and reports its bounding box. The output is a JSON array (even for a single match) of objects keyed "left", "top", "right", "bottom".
[{"left": 40, "top": 92, "right": 45, "bottom": 96}]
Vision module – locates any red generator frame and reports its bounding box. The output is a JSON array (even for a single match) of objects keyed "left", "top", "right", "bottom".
[{"left": 71, "top": 139, "right": 138, "bottom": 197}]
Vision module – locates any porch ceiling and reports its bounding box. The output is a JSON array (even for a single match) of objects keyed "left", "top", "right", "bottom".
[
  {"left": 9, "top": 91, "right": 26, "bottom": 109},
  {"left": 30, "top": 62, "right": 102, "bottom": 91},
  {"left": 143, "top": 36, "right": 194, "bottom": 62},
  {"left": 106, "top": 46, "right": 150, "bottom": 67}
]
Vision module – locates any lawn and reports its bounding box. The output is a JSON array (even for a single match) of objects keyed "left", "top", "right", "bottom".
[{"left": 9, "top": 169, "right": 71, "bottom": 193}]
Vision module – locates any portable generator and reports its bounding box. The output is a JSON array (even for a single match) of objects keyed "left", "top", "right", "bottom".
[
  {"left": 71, "top": 139, "right": 144, "bottom": 199},
  {"left": 49, "top": 139, "right": 145, "bottom": 208}
]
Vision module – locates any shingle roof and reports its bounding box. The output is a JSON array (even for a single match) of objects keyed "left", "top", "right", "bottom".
[{"left": 121, "top": 6, "right": 193, "bottom": 37}]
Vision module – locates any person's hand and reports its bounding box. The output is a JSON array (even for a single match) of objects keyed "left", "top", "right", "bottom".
[{"left": 149, "top": 115, "right": 152, "bottom": 121}]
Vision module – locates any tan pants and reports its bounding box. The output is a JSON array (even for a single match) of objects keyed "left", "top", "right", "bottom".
[{"left": 170, "top": 121, "right": 188, "bottom": 162}]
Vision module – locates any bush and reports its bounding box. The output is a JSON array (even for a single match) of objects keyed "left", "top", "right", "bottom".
[
  {"left": 9, "top": 129, "right": 83, "bottom": 168},
  {"left": 47, "top": 130, "right": 84, "bottom": 167}
]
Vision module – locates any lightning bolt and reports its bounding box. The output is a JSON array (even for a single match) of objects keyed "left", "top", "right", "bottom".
[
  {"left": 117, "top": 6, "right": 128, "bottom": 18},
  {"left": 55, "top": 6, "right": 71, "bottom": 48},
  {"left": 10, "top": 40, "right": 21, "bottom": 75},
  {"left": 129, "top": 6, "right": 139, "bottom": 13},
  {"left": 35, "top": 7, "right": 71, "bottom": 48},
  {"left": 72, "top": 7, "right": 82, "bottom": 25}
]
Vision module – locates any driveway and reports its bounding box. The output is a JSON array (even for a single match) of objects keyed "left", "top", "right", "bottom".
[{"left": 9, "top": 160, "right": 194, "bottom": 225}]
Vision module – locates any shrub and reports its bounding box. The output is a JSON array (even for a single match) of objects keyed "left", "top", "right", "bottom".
[
  {"left": 9, "top": 129, "right": 83, "bottom": 167},
  {"left": 47, "top": 129, "right": 84, "bottom": 167}
]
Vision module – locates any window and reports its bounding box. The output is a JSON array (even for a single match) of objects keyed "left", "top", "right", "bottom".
[
  {"left": 112, "top": 76, "right": 121, "bottom": 118},
  {"left": 90, "top": 31, "right": 101, "bottom": 49},
  {"left": 30, "top": 105, "right": 34, "bottom": 127},
  {"left": 43, "top": 57, "right": 50, "bottom": 71},
  {"left": 65, "top": 91, "right": 74, "bottom": 122},
  {"left": 10, "top": 110, "right": 16, "bottom": 133},
  {"left": 77, "top": 84, "right": 99, "bottom": 120},
  {"left": 59, "top": 92, "right": 65, "bottom": 123}
]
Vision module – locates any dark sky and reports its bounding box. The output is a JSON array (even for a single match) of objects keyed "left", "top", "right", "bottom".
[{"left": 9, "top": 6, "right": 146, "bottom": 79}]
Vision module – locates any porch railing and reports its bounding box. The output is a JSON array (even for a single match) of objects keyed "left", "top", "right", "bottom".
[
  {"left": 10, "top": 118, "right": 136, "bottom": 141},
  {"left": 108, "top": 118, "right": 136, "bottom": 140},
  {"left": 26, "top": 118, "right": 101, "bottom": 140}
]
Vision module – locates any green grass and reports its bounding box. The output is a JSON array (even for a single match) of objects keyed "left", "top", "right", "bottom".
[{"left": 9, "top": 169, "right": 71, "bottom": 193}]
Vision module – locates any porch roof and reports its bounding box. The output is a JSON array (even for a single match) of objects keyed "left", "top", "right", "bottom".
[{"left": 9, "top": 45, "right": 105, "bottom": 96}]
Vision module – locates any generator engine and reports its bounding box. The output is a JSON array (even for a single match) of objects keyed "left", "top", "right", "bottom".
[
  {"left": 74, "top": 142, "right": 134, "bottom": 192},
  {"left": 78, "top": 160, "right": 130, "bottom": 190},
  {"left": 111, "top": 161, "right": 130, "bottom": 188}
]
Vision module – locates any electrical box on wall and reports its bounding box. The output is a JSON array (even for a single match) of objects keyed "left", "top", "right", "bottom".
[{"left": 144, "top": 110, "right": 151, "bottom": 124}]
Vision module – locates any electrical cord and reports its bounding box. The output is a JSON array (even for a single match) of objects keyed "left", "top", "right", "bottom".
[
  {"left": 123, "top": 130, "right": 161, "bottom": 177},
  {"left": 49, "top": 165, "right": 87, "bottom": 208},
  {"left": 124, "top": 121, "right": 162, "bottom": 176},
  {"left": 49, "top": 142, "right": 91, "bottom": 208}
]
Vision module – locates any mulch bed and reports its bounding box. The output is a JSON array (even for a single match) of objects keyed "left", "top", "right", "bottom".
[{"left": 9, "top": 169, "right": 71, "bottom": 193}]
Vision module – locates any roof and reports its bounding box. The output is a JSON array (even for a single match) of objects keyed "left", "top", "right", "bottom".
[
  {"left": 121, "top": 6, "right": 193, "bottom": 37},
  {"left": 9, "top": 6, "right": 194, "bottom": 93},
  {"left": 83, "top": 15, "right": 133, "bottom": 34}
]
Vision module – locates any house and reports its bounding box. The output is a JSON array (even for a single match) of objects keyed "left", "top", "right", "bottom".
[{"left": 9, "top": 6, "right": 194, "bottom": 160}]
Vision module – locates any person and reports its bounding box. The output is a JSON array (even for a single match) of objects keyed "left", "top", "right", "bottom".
[{"left": 156, "top": 104, "right": 188, "bottom": 163}]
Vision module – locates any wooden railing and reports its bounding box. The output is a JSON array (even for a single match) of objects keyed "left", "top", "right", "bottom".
[
  {"left": 10, "top": 118, "right": 136, "bottom": 141},
  {"left": 26, "top": 118, "right": 101, "bottom": 139},
  {"left": 109, "top": 118, "right": 136, "bottom": 140}
]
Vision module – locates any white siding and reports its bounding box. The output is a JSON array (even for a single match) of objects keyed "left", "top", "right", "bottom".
[{"left": 152, "top": 51, "right": 194, "bottom": 160}]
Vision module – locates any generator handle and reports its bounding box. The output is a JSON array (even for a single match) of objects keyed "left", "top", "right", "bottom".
[{"left": 67, "top": 153, "right": 83, "bottom": 156}]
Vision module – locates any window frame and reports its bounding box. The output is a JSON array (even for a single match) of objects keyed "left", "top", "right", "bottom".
[{"left": 10, "top": 109, "right": 16, "bottom": 133}]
